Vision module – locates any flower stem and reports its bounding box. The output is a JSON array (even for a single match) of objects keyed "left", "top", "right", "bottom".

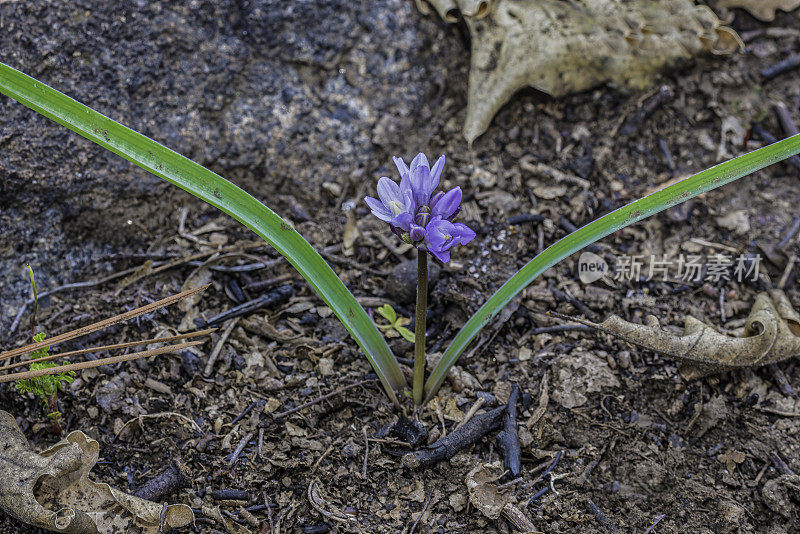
[{"left": 413, "top": 252, "right": 428, "bottom": 405}]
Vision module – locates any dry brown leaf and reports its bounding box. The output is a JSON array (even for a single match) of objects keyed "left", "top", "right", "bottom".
[
  {"left": 418, "top": 0, "right": 742, "bottom": 142},
  {"left": 569, "top": 290, "right": 800, "bottom": 379},
  {"left": 717, "top": 0, "right": 800, "bottom": 21},
  {"left": 465, "top": 462, "right": 509, "bottom": 520},
  {"left": 0, "top": 410, "right": 193, "bottom": 533}
]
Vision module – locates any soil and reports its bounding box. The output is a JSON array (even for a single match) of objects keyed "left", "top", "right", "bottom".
[{"left": 1, "top": 1, "right": 800, "bottom": 533}]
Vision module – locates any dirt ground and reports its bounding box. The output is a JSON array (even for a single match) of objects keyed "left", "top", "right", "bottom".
[{"left": 1, "top": 1, "right": 800, "bottom": 533}]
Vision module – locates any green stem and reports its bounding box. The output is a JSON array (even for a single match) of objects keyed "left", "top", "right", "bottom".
[{"left": 413, "top": 252, "right": 428, "bottom": 405}]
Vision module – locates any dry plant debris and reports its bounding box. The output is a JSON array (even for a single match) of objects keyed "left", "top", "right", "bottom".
[
  {"left": 418, "top": 0, "right": 745, "bottom": 142},
  {"left": 565, "top": 290, "right": 800, "bottom": 379},
  {"left": 717, "top": 0, "right": 800, "bottom": 21},
  {"left": 0, "top": 410, "right": 193, "bottom": 533}
]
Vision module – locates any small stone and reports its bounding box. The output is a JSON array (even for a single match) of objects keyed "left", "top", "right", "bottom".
[
  {"left": 616, "top": 351, "right": 631, "bottom": 370},
  {"left": 385, "top": 259, "right": 441, "bottom": 304}
]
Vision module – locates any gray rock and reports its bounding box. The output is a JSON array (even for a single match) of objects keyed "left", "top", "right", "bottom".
[{"left": 385, "top": 258, "right": 441, "bottom": 304}]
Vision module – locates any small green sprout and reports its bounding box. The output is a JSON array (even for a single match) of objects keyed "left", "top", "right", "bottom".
[
  {"left": 375, "top": 304, "right": 415, "bottom": 343},
  {"left": 15, "top": 267, "right": 75, "bottom": 433}
]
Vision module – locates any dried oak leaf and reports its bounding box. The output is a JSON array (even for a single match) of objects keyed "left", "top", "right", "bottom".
[
  {"left": 418, "top": 0, "right": 741, "bottom": 142},
  {"left": 465, "top": 462, "right": 509, "bottom": 520},
  {"left": 717, "top": 0, "right": 800, "bottom": 21},
  {"left": 0, "top": 410, "right": 193, "bottom": 533},
  {"left": 570, "top": 290, "right": 800, "bottom": 379}
]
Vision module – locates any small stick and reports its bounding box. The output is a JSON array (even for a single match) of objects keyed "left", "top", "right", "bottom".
[
  {"left": 769, "top": 363, "right": 796, "bottom": 396},
  {"left": 407, "top": 487, "right": 433, "bottom": 534},
  {"left": 777, "top": 255, "right": 796, "bottom": 290},
  {"left": 204, "top": 318, "right": 239, "bottom": 376},
  {"left": 532, "top": 450, "right": 563, "bottom": 486},
  {"left": 272, "top": 379, "right": 378, "bottom": 419},
  {"left": 210, "top": 489, "right": 249, "bottom": 501},
  {"left": 0, "top": 340, "right": 204, "bottom": 383},
  {"left": 198, "top": 285, "right": 293, "bottom": 327},
  {"left": 157, "top": 503, "right": 168, "bottom": 534},
  {"left": 0, "top": 328, "right": 215, "bottom": 372},
  {"left": 134, "top": 458, "right": 193, "bottom": 501},
  {"left": 771, "top": 452, "right": 796, "bottom": 476},
  {"left": 778, "top": 217, "right": 800, "bottom": 249},
  {"left": 454, "top": 397, "right": 485, "bottom": 431},
  {"left": 230, "top": 431, "right": 254, "bottom": 467},
  {"left": 774, "top": 102, "right": 800, "bottom": 136},
  {"left": 362, "top": 426, "right": 370, "bottom": 479},
  {"left": 620, "top": 85, "right": 674, "bottom": 136},
  {"left": 401, "top": 406, "right": 506, "bottom": 470},
  {"left": 644, "top": 514, "right": 666, "bottom": 534},
  {"left": 496, "top": 383, "right": 522, "bottom": 477},
  {"left": 586, "top": 499, "right": 618, "bottom": 533},
  {"left": 762, "top": 53, "right": 800, "bottom": 81},
  {"left": 265, "top": 493, "right": 275, "bottom": 533},
  {"left": 0, "top": 284, "right": 209, "bottom": 362},
  {"left": 507, "top": 214, "right": 545, "bottom": 226}
]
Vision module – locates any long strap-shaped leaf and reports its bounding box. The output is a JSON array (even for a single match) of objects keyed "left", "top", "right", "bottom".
[
  {"left": 0, "top": 62, "right": 406, "bottom": 405},
  {"left": 424, "top": 134, "right": 800, "bottom": 401}
]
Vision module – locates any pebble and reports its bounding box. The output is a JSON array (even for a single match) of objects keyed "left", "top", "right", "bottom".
[{"left": 385, "top": 259, "right": 441, "bottom": 304}]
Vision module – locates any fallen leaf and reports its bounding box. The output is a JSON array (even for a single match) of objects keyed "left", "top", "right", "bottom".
[
  {"left": 567, "top": 290, "right": 800, "bottom": 379},
  {"left": 0, "top": 410, "right": 193, "bottom": 533},
  {"left": 465, "top": 462, "right": 508, "bottom": 520},
  {"left": 717, "top": 0, "right": 800, "bottom": 21},
  {"left": 419, "top": 0, "right": 742, "bottom": 142}
]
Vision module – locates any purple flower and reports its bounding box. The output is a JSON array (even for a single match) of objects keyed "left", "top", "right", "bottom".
[{"left": 366, "top": 153, "right": 475, "bottom": 263}]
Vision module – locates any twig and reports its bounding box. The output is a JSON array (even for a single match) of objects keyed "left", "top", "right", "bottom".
[
  {"left": 230, "top": 431, "right": 254, "bottom": 467},
  {"left": 114, "top": 411, "right": 203, "bottom": 441},
  {"left": 0, "top": 284, "right": 209, "bottom": 362},
  {"left": 644, "top": 514, "right": 666, "bottom": 534},
  {"left": 401, "top": 406, "right": 506, "bottom": 470},
  {"left": 620, "top": 85, "right": 674, "bottom": 136},
  {"left": 157, "top": 503, "right": 168, "bottom": 534},
  {"left": 771, "top": 452, "right": 796, "bottom": 476},
  {"left": 8, "top": 265, "right": 145, "bottom": 335},
  {"left": 408, "top": 487, "right": 433, "bottom": 534},
  {"left": 496, "top": 383, "right": 522, "bottom": 477},
  {"left": 210, "top": 489, "right": 249, "bottom": 501},
  {"left": 204, "top": 317, "right": 239, "bottom": 376},
  {"left": 0, "top": 340, "right": 203, "bottom": 383},
  {"left": 199, "top": 285, "right": 294, "bottom": 327},
  {"left": 272, "top": 379, "right": 378, "bottom": 419},
  {"left": 774, "top": 102, "right": 800, "bottom": 136},
  {"left": 532, "top": 450, "right": 563, "bottom": 486},
  {"left": 362, "top": 426, "right": 370, "bottom": 480},
  {"left": 0, "top": 328, "right": 215, "bottom": 372},
  {"left": 769, "top": 363, "right": 795, "bottom": 396},
  {"left": 762, "top": 53, "right": 800, "bottom": 80},
  {"left": 134, "top": 458, "right": 193, "bottom": 501},
  {"left": 777, "top": 217, "right": 800, "bottom": 249},
  {"left": 586, "top": 499, "right": 618, "bottom": 533},
  {"left": 454, "top": 397, "right": 485, "bottom": 431}
]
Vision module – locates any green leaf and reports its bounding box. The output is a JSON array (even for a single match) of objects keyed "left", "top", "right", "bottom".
[
  {"left": 0, "top": 62, "right": 406, "bottom": 405},
  {"left": 395, "top": 326, "right": 416, "bottom": 343},
  {"left": 424, "top": 134, "right": 800, "bottom": 401},
  {"left": 377, "top": 304, "right": 397, "bottom": 324}
]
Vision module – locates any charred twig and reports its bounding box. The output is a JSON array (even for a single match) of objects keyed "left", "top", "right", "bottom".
[
  {"left": 774, "top": 102, "right": 800, "bottom": 137},
  {"left": 198, "top": 284, "right": 293, "bottom": 327},
  {"left": 778, "top": 217, "right": 800, "bottom": 249},
  {"left": 761, "top": 53, "right": 800, "bottom": 81},
  {"left": 407, "top": 487, "right": 433, "bottom": 534},
  {"left": 210, "top": 489, "right": 249, "bottom": 501},
  {"left": 769, "top": 363, "right": 795, "bottom": 397},
  {"left": 771, "top": 452, "right": 796, "bottom": 476},
  {"left": 496, "top": 383, "right": 522, "bottom": 477},
  {"left": 532, "top": 324, "right": 592, "bottom": 335},
  {"left": 586, "top": 499, "right": 617, "bottom": 533},
  {"left": 507, "top": 214, "right": 545, "bottom": 226},
  {"left": 620, "top": 85, "right": 674, "bottom": 136},
  {"left": 401, "top": 406, "right": 506, "bottom": 470},
  {"left": 134, "top": 458, "right": 193, "bottom": 501}
]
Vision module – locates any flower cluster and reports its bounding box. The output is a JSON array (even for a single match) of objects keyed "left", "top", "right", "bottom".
[{"left": 365, "top": 153, "right": 475, "bottom": 263}]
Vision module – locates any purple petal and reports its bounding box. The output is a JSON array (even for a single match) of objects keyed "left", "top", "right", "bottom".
[
  {"left": 452, "top": 222, "right": 476, "bottom": 245},
  {"left": 393, "top": 156, "right": 409, "bottom": 178},
  {"left": 409, "top": 153, "right": 429, "bottom": 175},
  {"left": 377, "top": 177, "right": 401, "bottom": 206},
  {"left": 429, "top": 247, "right": 451, "bottom": 263},
  {"left": 429, "top": 155, "right": 445, "bottom": 191},
  {"left": 432, "top": 187, "right": 462, "bottom": 219},
  {"left": 410, "top": 165, "right": 432, "bottom": 206},
  {"left": 424, "top": 217, "right": 453, "bottom": 250},
  {"left": 392, "top": 212, "right": 413, "bottom": 231},
  {"left": 365, "top": 196, "right": 393, "bottom": 222}
]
